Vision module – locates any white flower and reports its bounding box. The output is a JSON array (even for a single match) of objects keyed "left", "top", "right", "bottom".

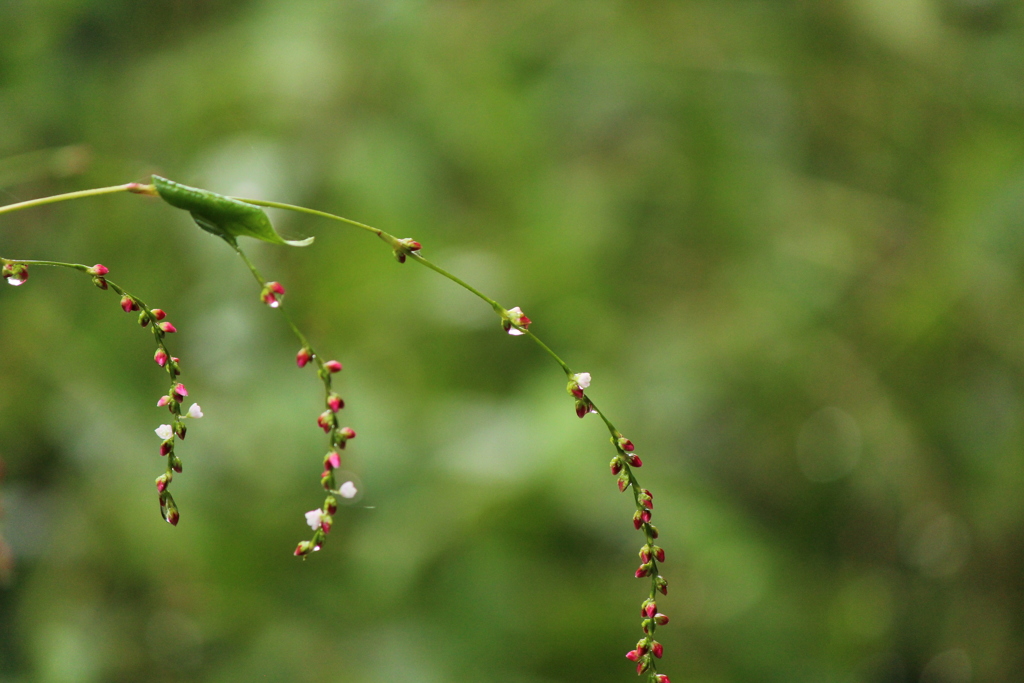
[
  {"left": 339, "top": 481, "right": 358, "bottom": 499},
  {"left": 187, "top": 403, "right": 204, "bottom": 419},
  {"left": 155, "top": 424, "right": 173, "bottom": 440},
  {"left": 505, "top": 306, "right": 531, "bottom": 336},
  {"left": 304, "top": 509, "right": 325, "bottom": 530},
  {"left": 573, "top": 372, "right": 592, "bottom": 389}
]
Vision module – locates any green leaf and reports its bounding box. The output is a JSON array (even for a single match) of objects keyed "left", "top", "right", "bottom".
[{"left": 152, "top": 175, "right": 313, "bottom": 247}]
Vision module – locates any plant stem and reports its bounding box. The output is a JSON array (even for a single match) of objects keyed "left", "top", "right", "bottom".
[{"left": 0, "top": 184, "right": 136, "bottom": 217}]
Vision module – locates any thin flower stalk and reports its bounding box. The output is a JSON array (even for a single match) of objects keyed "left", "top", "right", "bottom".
[
  {"left": 227, "top": 245, "right": 356, "bottom": 557},
  {"left": 0, "top": 256, "right": 197, "bottom": 525}
]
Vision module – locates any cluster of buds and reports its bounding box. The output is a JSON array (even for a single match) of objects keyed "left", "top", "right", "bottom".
[
  {"left": 567, "top": 371, "right": 596, "bottom": 418},
  {"left": 293, "top": 345, "right": 358, "bottom": 557},
  {"left": 392, "top": 237, "right": 422, "bottom": 264},
  {"left": 87, "top": 263, "right": 109, "bottom": 289},
  {"left": 501, "top": 306, "right": 532, "bottom": 336},
  {"left": 2, "top": 261, "right": 28, "bottom": 286},
  {"left": 612, "top": 431, "right": 669, "bottom": 681},
  {"left": 260, "top": 281, "right": 285, "bottom": 308}
]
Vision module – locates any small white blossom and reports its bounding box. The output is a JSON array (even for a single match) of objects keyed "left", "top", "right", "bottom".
[
  {"left": 305, "top": 508, "right": 325, "bottom": 530},
  {"left": 339, "top": 481, "right": 358, "bottom": 499},
  {"left": 573, "top": 372, "right": 591, "bottom": 389},
  {"left": 187, "top": 403, "right": 204, "bottom": 419},
  {"left": 155, "top": 424, "right": 173, "bottom": 440},
  {"left": 505, "top": 306, "right": 531, "bottom": 336}
]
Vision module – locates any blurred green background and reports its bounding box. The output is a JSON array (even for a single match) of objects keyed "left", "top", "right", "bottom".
[{"left": 1, "top": 1, "right": 1023, "bottom": 682}]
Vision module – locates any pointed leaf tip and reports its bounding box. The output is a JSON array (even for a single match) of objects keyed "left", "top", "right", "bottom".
[{"left": 152, "top": 175, "right": 312, "bottom": 247}]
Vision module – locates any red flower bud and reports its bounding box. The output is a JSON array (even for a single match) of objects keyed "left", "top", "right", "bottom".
[
  {"left": 618, "top": 437, "right": 635, "bottom": 452},
  {"left": 166, "top": 508, "right": 179, "bottom": 526},
  {"left": 339, "top": 427, "right": 356, "bottom": 440},
  {"left": 654, "top": 613, "right": 669, "bottom": 626},
  {"left": 641, "top": 510, "right": 652, "bottom": 523},
  {"left": 633, "top": 511, "right": 644, "bottom": 530},
  {"left": 327, "top": 393, "right": 344, "bottom": 412},
  {"left": 87, "top": 264, "right": 109, "bottom": 276},
  {"left": 325, "top": 452, "right": 341, "bottom": 469},
  {"left": 635, "top": 564, "right": 652, "bottom": 578},
  {"left": 158, "top": 321, "right": 177, "bottom": 333},
  {"left": 317, "top": 411, "right": 335, "bottom": 433},
  {"left": 157, "top": 395, "right": 170, "bottom": 407},
  {"left": 154, "top": 349, "right": 168, "bottom": 367},
  {"left": 296, "top": 348, "right": 313, "bottom": 367},
  {"left": 155, "top": 475, "right": 169, "bottom": 492},
  {"left": 173, "top": 383, "right": 188, "bottom": 398},
  {"left": 159, "top": 441, "right": 172, "bottom": 456},
  {"left": 324, "top": 360, "right": 343, "bottom": 373},
  {"left": 652, "top": 642, "right": 663, "bottom": 658},
  {"left": 120, "top": 295, "right": 134, "bottom": 313},
  {"left": 3, "top": 262, "right": 29, "bottom": 286},
  {"left": 325, "top": 496, "right": 338, "bottom": 515},
  {"left": 610, "top": 457, "right": 623, "bottom": 475},
  {"left": 655, "top": 675, "right": 671, "bottom": 683},
  {"left": 645, "top": 602, "right": 657, "bottom": 618},
  {"left": 654, "top": 546, "right": 665, "bottom": 562},
  {"left": 294, "top": 541, "right": 314, "bottom": 556},
  {"left": 267, "top": 281, "right": 285, "bottom": 295},
  {"left": 92, "top": 276, "right": 108, "bottom": 290},
  {"left": 628, "top": 454, "right": 643, "bottom": 467},
  {"left": 625, "top": 650, "right": 639, "bottom": 662},
  {"left": 637, "top": 660, "right": 649, "bottom": 675},
  {"left": 151, "top": 309, "right": 166, "bottom": 320}
]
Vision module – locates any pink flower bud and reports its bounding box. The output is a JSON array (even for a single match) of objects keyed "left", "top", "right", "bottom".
[
  {"left": 158, "top": 321, "right": 177, "bottom": 333},
  {"left": 325, "top": 452, "right": 341, "bottom": 469},
  {"left": 618, "top": 437, "right": 635, "bottom": 451},
  {"left": 327, "top": 393, "right": 344, "bottom": 412},
  {"left": 652, "top": 642, "right": 663, "bottom": 659},
  {"left": 173, "top": 383, "right": 188, "bottom": 398},
  {"left": 157, "top": 395, "right": 169, "bottom": 407},
  {"left": 654, "top": 546, "right": 665, "bottom": 562},
  {"left": 642, "top": 601, "right": 657, "bottom": 618},
  {"left": 637, "top": 660, "right": 649, "bottom": 675},
  {"left": 641, "top": 510, "right": 652, "bottom": 523},
  {"left": 617, "top": 477, "right": 629, "bottom": 493},
  {"left": 155, "top": 475, "right": 169, "bottom": 492},
  {"left": 3, "top": 262, "right": 29, "bottom": 286},
  {"left": 317, "top": 411, "right": 335, "bottom": 433},
  {"left": 153, "top": 347, "right": 168, "bottom": 366},
  {"left": 87, "top": 264, "right": 109, "bottom": 276},
  {"left": 625, "top": 650, "right": 640, "bottom": 662},
  {"left": 610, "top": 456, "right": 623, "bottom": 475},
  {"left": 92, "top": 276, "right": 108, "bottom": 290},
  {"left": 633, "top": 511, "right": 643, "bottom": 530},
  {"left": 654, "top": 613, "right": 669, "bottom": 626},
  {"left": 339, "top": 427, "right": 356, "bottom": 440},
  {"left": 655, "top": 675, "right": 671, "bottom": 683},
  {"left": 640, "top": 546, "right": 652, "bottom": 563},
  {"left": 635, "top": 564, "right": 652, "bottom": 578},
  {"left": 267, "top": 281, "right": 285, "bottom": 295},
  {"left": 296, "top": 348, "right": 313, "bottom": 367},
  {"left": 120, "top": 295, "right": 134, "bottom": 313},
  {"left": 166, "top": 508, "right": 180, "bottom": 526},
  {"left": 151, "top": 309, "right": 166, "bottom": 320},
  {"left": 628, "top": 454, "right": 643, "bottom": 467},
  {"left": 324, "top": 360, "right": 343, "bottom": 373},
  {"left": 294, "top": 541, "right": 314, "bottom": 556},
  {"left": 159, "top": 441, "right": 172, "bottom": 456}
]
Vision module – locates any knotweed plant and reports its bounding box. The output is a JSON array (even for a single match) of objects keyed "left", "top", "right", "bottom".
[{"left": 0, "top": 177, "right": 671, "bottom": 682}]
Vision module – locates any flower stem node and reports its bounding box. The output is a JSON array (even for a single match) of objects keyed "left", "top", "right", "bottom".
[
  {"left": 567, "top": 372, "right": 591, "bottom": 398},
  {"left": 260, "top": 281, "right": 285, "bottom": 308},
  {"left": 2, "top": 262, "right": 28, "bottom": 286},
  {"left": 501, "top": 306, "right": 531, "bottom": 336},
  {"left": 393, "top": 238, "right": 422, "bottom": 263},
  {"left": 296, "top": 347, "right": 313, "bottom": 368}
]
